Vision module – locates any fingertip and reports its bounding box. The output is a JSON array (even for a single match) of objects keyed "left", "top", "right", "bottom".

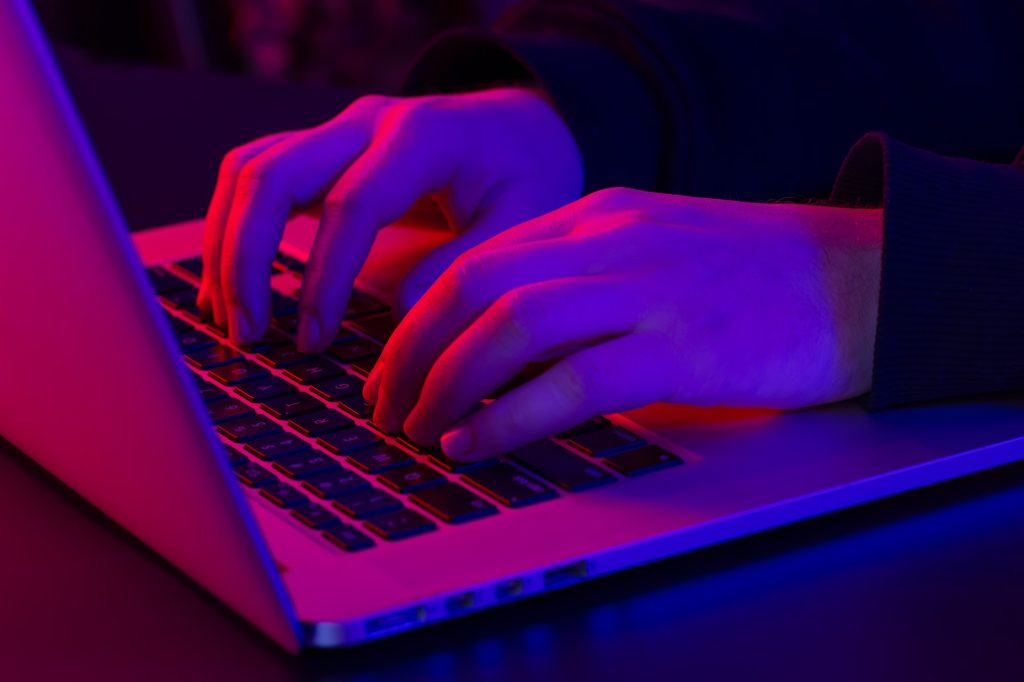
[
  {"left": 440, "top": 423, "right": 474, "bottom": 461},
  {"left": 227, "top": 304, "right": 253, "bottom": 344},
  {"left": 296, "top": 311, "right": 326, "bottom": 353}
]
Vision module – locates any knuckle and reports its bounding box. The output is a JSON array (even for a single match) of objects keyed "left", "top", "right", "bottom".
[
  {"left": 321, "top": 185, "right": 368, "bottom": 220},
  {"left": 491, "top": 289, "right": 535, "bottom": 354},
  {"left": 582, "top": 186, "right": 635, "bottom": 213},
  {"left": 353, "top": 93, "right": 394, "bottom": 111},
  {"left": 444, "top": 252, "right": 489, "bottom": 304},
  {"left": 551, "top": 357, "right": 594, "bottom": 409},
  {"left": 377, "top": 97, "right": 439, "bottom": 133},
  {"left": 236, "top": 155, "right": 283, "bottom": 189},
  {"left": 219, "top": 147, "right": 248, "bottom": 176}
]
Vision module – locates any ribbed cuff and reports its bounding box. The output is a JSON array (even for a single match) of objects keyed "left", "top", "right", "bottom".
[
  {"left": 402, "top": 27, "right": 662, "bottom": 193},
  {"left": 833, "top": 134, "right": 1024, "bottom": 409}
]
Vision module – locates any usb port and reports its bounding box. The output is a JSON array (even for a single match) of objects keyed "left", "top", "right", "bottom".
[
  {"left": 543, "top": 561, "right": 589, "bottom": 589},
  {"left": 366, "top": 606, "right": 425, "bottom": 635},
  {"left": 495, "top": 578, "right": 524, "bottom": 601}
]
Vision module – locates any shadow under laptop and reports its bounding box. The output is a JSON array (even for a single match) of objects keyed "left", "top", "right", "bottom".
[{"left": 4, "top": 435, "right": 1024, "bottom": 681}]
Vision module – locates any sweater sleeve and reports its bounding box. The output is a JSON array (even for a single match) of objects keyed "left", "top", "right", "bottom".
[
  {"left": 404, "top": 0, "right": 1024, "bottom": 201},
  {"left": 831, "top": 134, "right": 1024, "bottom": 409}
]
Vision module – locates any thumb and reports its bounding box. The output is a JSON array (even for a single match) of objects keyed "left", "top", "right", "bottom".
[
  {"left": 395, "top": 186, "right": 549, "bottom": 318},
  {"left": 394, "top": 227, "right": 497, "bottom": 319}
]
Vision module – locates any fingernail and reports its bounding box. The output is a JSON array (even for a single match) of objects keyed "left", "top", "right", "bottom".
[
  {"left": 227, "top": 304, "right": 252, "bottom": 343},
  {"left": 297, "top": 312, "right": 322, "bottom": 352},
  {"left": 441, "top": 424, "right": 474, "bottom": 461}
]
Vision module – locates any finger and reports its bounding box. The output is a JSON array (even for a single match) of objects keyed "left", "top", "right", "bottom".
[
  {"left": 199, "top": 132, "right": 291, "bottom": 326},
  {"left": 218, "top": 97, "right": 391, "bottom": 342},
  {"left": 296, "top": 104, "right": 466, "bottom": 352},
  {"left": 363, "top": 202, "right": 582, "bottom": 401},
  {"left": 371, "top": 231, "right": 618, "bottom": 434},
  {"left": 403, "top": 276, "right": 641, "bottom": 445},
  {"left": 394, "top": 183, "right": 581, "bottom": 318},
  {"left": 439, "top": 332, "right": 677, "bottom": 461}
]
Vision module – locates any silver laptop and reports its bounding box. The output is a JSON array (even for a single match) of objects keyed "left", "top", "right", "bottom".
[{"left": 2, "top": 0, "right": 1023, "bottom": 651}]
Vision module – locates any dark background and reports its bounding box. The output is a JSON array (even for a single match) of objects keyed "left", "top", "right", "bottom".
[{"left": 7, "top": 3, "right": 1024, "bottom": 679}]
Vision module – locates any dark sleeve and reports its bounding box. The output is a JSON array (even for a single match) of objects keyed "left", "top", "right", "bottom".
[
  {"left": 403, "top": 0, "right": 1024, "bottom": 200},
  {"left": 831, "top": 135, "right": 1024, "bottom": 409}
]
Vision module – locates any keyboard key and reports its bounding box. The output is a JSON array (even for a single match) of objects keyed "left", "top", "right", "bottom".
[
  {"left": 301, "top": 469, "right": 370, "bottom": 499},
  {"left": 291, "top": 504, "right": 342, "bottom": 530},
  {"left": 395, "top": 435, "right": 437, "bottom": 455},
  {"left": 205, "top": 321, "right": 228, "bottom": 338},
  {"left": 429, "top": 452, "right": 497, "bottom": 473},
  {"left": 310, "top": 374, "right": 363, "bottom": 401},
  {"left": 274, "top": 252, "right": 306, "bottom": 273},
  {"left": 508, "top": 440, "right": 615, "bottom": 492},
  {"left": 410, "top": 483, "right": 497, "bottom": 524},
  {"left": 557, "top": 416, "right": 611, "bottom": 438},
  {"left": 260, "top": 482, "right": 308, "bottom": 508},
  {"left": 322, "top": 525, "right": 375, "bottom": 552},
  {"left": 283, "top": 358, "right": 344, "bottom": 385},
  {"left": 566, "top": 427, "right": 646, "bottom": 458},
  {"left": 166, "top": 314, "right": 192, "bottom": 334},
  {"left": 216, "top": 414, "right": 282, "bottom": 442},
  {"left": 177, "top": 327, "right": 216, "bottom": 352},
  {"left": 273, "top": 451, "right": 340, "bottom": 479},
  {"left": 271, "top": 291, "right": 298, "bottom": 316},
  {"left": 347, "top": 445, "right": 414, "bottom": 473},
  {"left": 288, "top": 409, "right": 353, "bottom": 437},
  {"left": 194, "top": 379, "right": 227, "bottom": 403},
  {"left": 262, "top": 393, "right": 324, "bottom": 420},
  {"left": 235, "top": 328, "right": 291, "bottom": 352},
  {"left": 244, "top": 432, "right": 310, "bottom": 461},
  {"left": 159, "top": 287, "right": 198, "bottom": 310},
  {"left": 326, "top": 337, "right": 380, "bottom": 363},
  {"left": 271, "top": 314, "right": 300, "bottom": 334},
  {"left": 173, "top": 256, "right": 204, "bottom": 277},
  {"left": 603, "top": 445, "right": 683, "bottom": 477},
  {"left": 147, "top": 266, "right": 190, "bottom": 294},
  {"left": 255, "top": 344, "right": 312, "bottom": 368},
  {"left": 222, "top": 445, "right": 246, "bottom": 466},
  {"left": 462, "top": 463, "right": 558, "bottom": 508},
  {"left": 234, "top": 461, "right": 275, "bottom": 488},
  {"left": 348, "top": 354, "right": 379, "bottom": 378},
  {"left": 209, "top": 360, "right": 269, "bottom": 386},
  {"left": 337, "top": 394, "right": 372, "bottom": 418},
  {"left": 348, "top": 313, "right": 395, "bottom": 344},
  {"left": 185, "top": 344, "right": 243, "bottom": 369},
  {"left": 378, "top": 463, "right": 445, "bottom": 494},
  {"left": 317, "top": 427, "right": 381, "bottom": 454},
  {"left": 332, "top": 488, "right": 403, "bottom": 519},
  {"left": 180, "top": 305, "right": 206, "bottom": 323},
  {"left": 365, "top": 508, "right": 436, "bottom": 540},
  {"left": 344, "top": 292, "right": 387, "bottom": 319},
  {"left": 207, "top": 398, "right": 253, "bottom": 424},
  {"left": 234, "top": 376, "right": 295, "bottom": 402}
]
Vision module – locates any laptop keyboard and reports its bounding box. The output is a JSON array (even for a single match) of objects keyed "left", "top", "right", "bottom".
[{"left": 147, "top": 255, "right": 683, "bottom": 552}]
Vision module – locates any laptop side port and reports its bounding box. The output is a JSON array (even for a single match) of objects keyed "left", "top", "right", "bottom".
[
  {"left": 446, "top": 592, "right": 476, "bottom": 615},
  {"left": 543, "top": 560, "right": 590, "bottom": 589},
  {"left": 494, "top": 578, "right": 524, "bottom": 601},
  {"left": 365, "top": 605, "right": 426, "bottom": 636}
]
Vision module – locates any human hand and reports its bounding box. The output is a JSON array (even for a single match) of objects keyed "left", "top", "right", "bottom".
[
  {"left": 364, "top": 188, "right": 884, "bottom": 461},
  {"left": 198, "top": 87, "right": 582, "bottom": 350}
]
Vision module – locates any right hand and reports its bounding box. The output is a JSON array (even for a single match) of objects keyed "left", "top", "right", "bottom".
[{"left": 198, "top": 87, "right": 583, "bottom": 351}]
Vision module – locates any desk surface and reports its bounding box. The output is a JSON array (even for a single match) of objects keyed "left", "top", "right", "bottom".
[
  {"left": 4, "top": 437, "right": 1024, "bottom": 681},
  {"left": 6, "top": 55, "right": 1024, "bottom": 682}
]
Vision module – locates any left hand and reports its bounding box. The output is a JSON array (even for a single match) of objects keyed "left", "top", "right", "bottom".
[{"left": 364, "top": 187, "right": 884, "bottom": 461}]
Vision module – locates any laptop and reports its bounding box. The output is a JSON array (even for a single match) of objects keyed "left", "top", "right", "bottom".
[{"left": 3, "top": 0, "right": 1024, "bottom": 652}]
